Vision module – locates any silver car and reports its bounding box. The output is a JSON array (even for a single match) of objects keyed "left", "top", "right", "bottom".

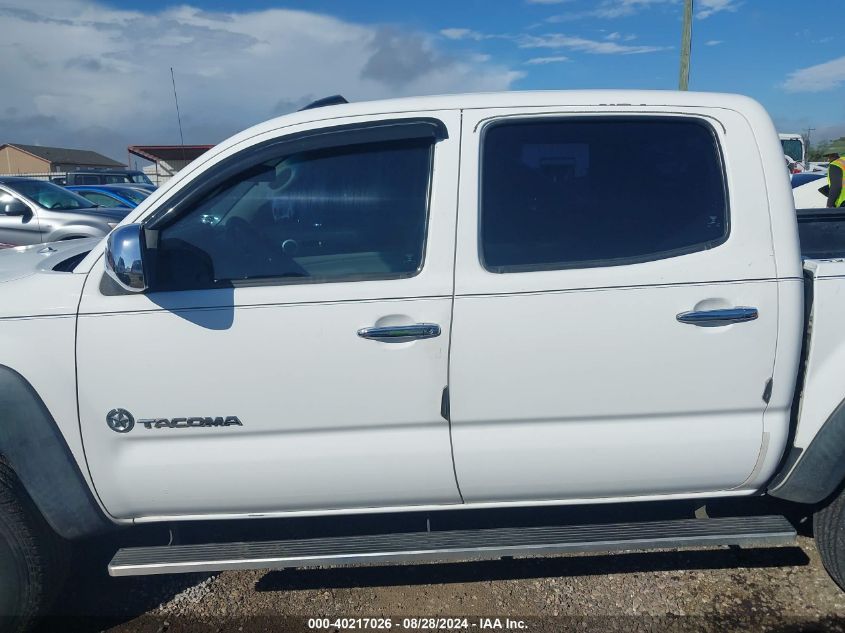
[{"left": 0, "top": 177, "right": 129, "bottom": 248}]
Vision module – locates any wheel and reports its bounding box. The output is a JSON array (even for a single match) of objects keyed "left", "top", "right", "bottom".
[
  {"left": 815, "top": 485, "right": 845, "bottom": 590},
  {"left": 0, "top": 457, "right": 59, "bottom": 632}
]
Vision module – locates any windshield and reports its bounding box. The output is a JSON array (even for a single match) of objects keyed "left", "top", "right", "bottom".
[
  {"left": 129, "top": 172, "right": 153, "bottom": 185},
  {"left": 781, "top": 139, "right": 804, "bottom": 162},
  {"left": 113, "top": 187, "right": 149, "bottom": 204},
  {"left": 9, "top": 180, "right": 97, "bottom": 210}
]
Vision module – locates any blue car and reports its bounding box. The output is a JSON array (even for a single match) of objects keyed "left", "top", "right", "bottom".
[{"left": 67, "top": 184, "right": 151, "bottom": 209}]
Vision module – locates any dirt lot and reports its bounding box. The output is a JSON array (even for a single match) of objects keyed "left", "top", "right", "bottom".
[{"left": 37, "top": 514, "right": 845, "bottom": 633}]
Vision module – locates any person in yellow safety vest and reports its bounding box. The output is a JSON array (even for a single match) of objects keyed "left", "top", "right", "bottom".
[{"left": 824, "top": 151, "right": 845, "bottom": 208}]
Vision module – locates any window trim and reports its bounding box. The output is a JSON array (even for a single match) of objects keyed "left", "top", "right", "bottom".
[
  {"left": 144, "top": 118, "right": 446, "bottom": 292},
  {"left": 145, "top": 118, "right": 447, "bottom": 230},
  {"left": 477, "top": 115, "right": 731, "bottom": 274}
]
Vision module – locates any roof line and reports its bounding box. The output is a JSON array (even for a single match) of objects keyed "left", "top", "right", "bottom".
[{"left": 0, "top": 144, "right": 50, "bottom": 165}]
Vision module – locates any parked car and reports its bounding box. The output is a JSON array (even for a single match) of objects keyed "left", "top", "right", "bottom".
[
  {"left": 50, "top": 169, "right": 155, "bottom": 191},
  {"left": 3, "top": 90, "right": 845, "bottom": 631},
  {"left": 0, "top": 177, "right": 129, "bottom": 246},
  {"left": 793, "top": 176, "right": 830, "bottom": 209},
  {"left": 791, "top": 172, "right": 826, "bottom": 189},
  {"left": 67, "top": 184, "right": 150, "bottom": 209}
]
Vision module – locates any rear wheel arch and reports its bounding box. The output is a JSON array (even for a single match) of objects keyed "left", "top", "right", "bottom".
[{"left": 769, "top": 395, "right": 845, "bottom": 506}]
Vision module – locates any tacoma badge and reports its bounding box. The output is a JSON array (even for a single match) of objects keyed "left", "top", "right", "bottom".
[{"left": 105, "top": 410, "right": 242, "bottom": 432}]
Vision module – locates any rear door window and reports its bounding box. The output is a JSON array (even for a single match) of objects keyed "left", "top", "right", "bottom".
[{"left": 480, "top": 118, "right": 729, "bottom": 272}]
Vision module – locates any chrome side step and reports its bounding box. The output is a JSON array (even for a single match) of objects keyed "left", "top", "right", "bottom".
[{"left": 109, "top": 515, "right": 795, "bottom": 577}]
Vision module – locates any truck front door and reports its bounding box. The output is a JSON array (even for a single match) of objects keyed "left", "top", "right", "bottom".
[
  {"left": 76, "top": 113, "right": 462, "bottom": 519},
  {"left": 449, "top": 110, "right": 780, "bottom": 503}
]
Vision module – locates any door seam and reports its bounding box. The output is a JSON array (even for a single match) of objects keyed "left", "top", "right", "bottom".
[{"left": 445, "top": 109, "right": 465, "bottom": 504}]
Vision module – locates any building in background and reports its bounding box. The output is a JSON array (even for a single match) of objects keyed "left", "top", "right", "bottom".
[
  {"left": 0, "top": 143, "right": 125, "bottom": 174},
  {"left": 128, "top": 145, "right": 214, "bottom": 186}
]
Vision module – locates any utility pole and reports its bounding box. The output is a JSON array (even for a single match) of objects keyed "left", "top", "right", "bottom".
[
  {"left": 679, "top": 0, "right": 693, "bottom": 90},
  {"left": 805, "top": 127, "right": 815, "bottom": 167}
]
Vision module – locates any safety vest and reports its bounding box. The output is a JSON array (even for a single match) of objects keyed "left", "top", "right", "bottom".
[{"left": 830, "top": 158, "right": 845, "bottom": 207}]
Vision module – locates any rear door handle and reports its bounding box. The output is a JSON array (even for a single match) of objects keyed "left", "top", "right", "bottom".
[
  {"left": 357, "top": 323, "right": 441, "bottom": 341},
  {"left": 676, "top": 307, "right": 758, "bottom": 326}
]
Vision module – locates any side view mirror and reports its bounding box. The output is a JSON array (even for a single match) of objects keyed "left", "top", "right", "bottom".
[
  {"left": 104, "top": 224, "right": 148, "bottom": 293},
  {"left": 1, "top": 197, "right": 30, "bottom": 216}
]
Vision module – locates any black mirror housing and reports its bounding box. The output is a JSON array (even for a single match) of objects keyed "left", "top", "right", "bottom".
[{"left": 2, "top": 199, "right": 30, "bottom": 216}]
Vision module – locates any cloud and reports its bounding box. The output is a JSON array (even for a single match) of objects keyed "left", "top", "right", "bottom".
[
  {"left": 362, "top": 28, "right": 444, "bottom": 87},
  {"left": 547, "top": 0, "right": 679, "bottom": 21},
  {"left": 0, "top": 1, "right": 521, "bottom": 161},
  {"left": 696, "top": 0, "right": 741, "bottom": 19},
  {"left": 525, "top": 55, "right": 571, "bottom": 64},
  {"left": 520, "top": 33, "right": 668, "bottom": 54},
  {"left": 783, "top": 56, "right": 845, "bottom": 93},
  {"left": 705, "top": 40, "right": 723, "bottom": 46},
  {"left": 439, "top": 28, "right": 485, "bottom": 41},
  {"left": 605, "top": 32, "right": 637, "bottom": 41}
]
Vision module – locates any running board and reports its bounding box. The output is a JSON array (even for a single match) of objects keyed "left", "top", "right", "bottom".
[{"left": 109, "top": 515, "right": 795, "bottom": 577}]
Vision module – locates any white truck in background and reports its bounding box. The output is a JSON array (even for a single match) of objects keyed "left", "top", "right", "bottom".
[
  {"left": 780, "top": 132, "right": 807, "bottom": 172},
  {"left": 2, "top": 90, "right": 845, "bottom": 631}
]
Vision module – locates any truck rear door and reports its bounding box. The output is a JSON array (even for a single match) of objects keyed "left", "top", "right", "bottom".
[{"left": 449, "top": 108, "right": 780, "bottom": 503}]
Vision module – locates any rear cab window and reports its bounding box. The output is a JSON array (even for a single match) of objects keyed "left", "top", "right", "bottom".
[{"left": 480, "top": 117, "right": 729, "bottom": 272}]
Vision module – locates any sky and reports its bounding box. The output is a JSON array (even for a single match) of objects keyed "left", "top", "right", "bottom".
[{"left": 0, "top": 0, "right": 843, "bottom": 163}]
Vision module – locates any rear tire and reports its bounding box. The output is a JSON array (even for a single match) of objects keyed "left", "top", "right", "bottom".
[
  {"left": 815, "top": 486, "right": 845, "bottom": 590},
  {"left": 0, "top": 458, "right": 60, "bottom": 632}
]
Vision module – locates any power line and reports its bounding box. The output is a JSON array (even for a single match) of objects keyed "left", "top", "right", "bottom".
[{"left": 170, "top": 67, "right": 186, "bottom": 164}]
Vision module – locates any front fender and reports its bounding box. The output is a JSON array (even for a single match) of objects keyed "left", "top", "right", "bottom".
[
  {"left": 0, "top": 364, "right": 113, "bottom": 539},
  {"left": 47, "top": 224, "right": 108, "bottom": 242}
]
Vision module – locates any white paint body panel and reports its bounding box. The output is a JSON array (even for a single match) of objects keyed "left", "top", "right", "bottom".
[
  {"left": 788, "top": 260, "right": 845, "bottom": 452},
  {"left": 793, "top": 179, "right": 828, "bottom": 209}
]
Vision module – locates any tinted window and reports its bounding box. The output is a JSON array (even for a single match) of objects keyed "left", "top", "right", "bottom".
[
  {"left": 153, "top": 138, "right": 433, "bottom": 290},
  {"left": 79, "top": 191, "right": 127, "bottom": 207},
  {"left": 481, "top": 118, "right": 728, "bottom": 272},
  {"left": 129, "top": 172, "right": 154, "bottom": 185},
  {"left": 8, "top": 179, "right": 96, "bottom": 210},
  {"left": 781, "top": 139, "right": 803, "bottom": 162},
  {"left": 112, "top": 187, "right": 148, "bottom": 204},
  {"left": 103, "top": 175, "right": 132, "bottom": 184}
]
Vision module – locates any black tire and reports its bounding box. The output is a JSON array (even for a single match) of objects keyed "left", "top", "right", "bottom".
[
  {"left": 0, "top": 457, "right": 60, "bottom": 633},
  {"left": 815, "top": 486, "right": 845, "bottom": 590}
]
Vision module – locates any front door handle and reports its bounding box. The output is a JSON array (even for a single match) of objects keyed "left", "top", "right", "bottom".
[
  {"left": 357, "top": 323, "right": 441, "bottom": 341},
  {"left": 676, "top": 307, "right": 758, "bottom": 326}
]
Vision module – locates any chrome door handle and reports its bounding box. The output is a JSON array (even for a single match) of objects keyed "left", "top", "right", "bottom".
[
  {"left": 357, "top": 323, "right": 441, "bottom": 341},
  {"left": 676, "top": 307, "right": 758, "bottom": 326}
]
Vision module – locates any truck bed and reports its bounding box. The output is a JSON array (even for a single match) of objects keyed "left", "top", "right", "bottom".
[{"left": 798, "top": 208, "right": 845, "bottom": 259}]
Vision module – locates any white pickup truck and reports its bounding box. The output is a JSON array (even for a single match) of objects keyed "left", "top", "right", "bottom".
[{"left": 2, "top": 90, "right": 845, "bottom": 630}]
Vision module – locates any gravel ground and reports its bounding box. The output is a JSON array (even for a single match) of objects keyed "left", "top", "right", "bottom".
[{"left": 38, "top": 531, "right": 845, "bottom": 633}]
